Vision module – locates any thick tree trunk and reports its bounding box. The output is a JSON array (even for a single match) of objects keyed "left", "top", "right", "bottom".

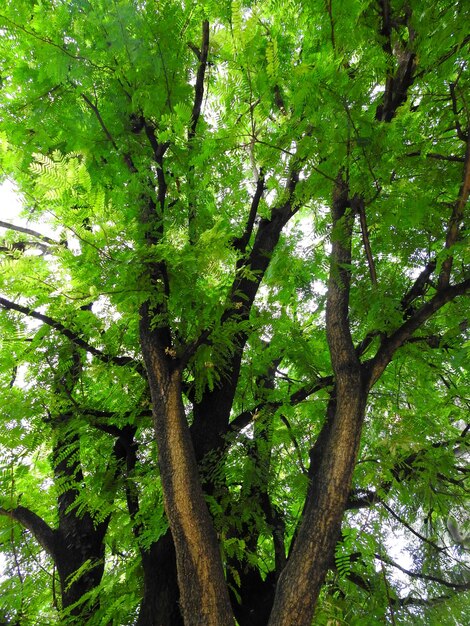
[
  {"left": 52, "top": 431, "right": 109, "bottom": 621},
  {"left": 136, "top": 533, "right": 183, "bottom": 626},
  {"left": 267, "top": 175, "right": 368, "bottom": 625},
  {"left": 267, "top": 378, "right": 367, "bottom": 626},
  {"left": 140, "top": 307, "right": 235, "bottom": 626}
]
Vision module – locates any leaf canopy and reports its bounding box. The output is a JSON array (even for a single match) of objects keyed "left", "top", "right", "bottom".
[{"left": 0, "top": 0, "right": 469, "bottom": 625}]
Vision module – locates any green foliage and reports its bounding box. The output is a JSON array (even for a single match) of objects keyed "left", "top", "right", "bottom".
[{"left": 0, "top": 0, "right": 469, "bottom": 624}]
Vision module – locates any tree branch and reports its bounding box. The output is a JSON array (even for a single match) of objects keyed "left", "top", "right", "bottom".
[
  {"left": 0, "top": 506, "right": 57, "bottom": 559},
  {"left": 232, "top": 173, "right": 265, "bottom": 253},
  {"left": 376, "top": 3, "right": 416, "bottom": 122},
  {"left": 406, "top": 151, "right": 465, "bottom": 163},
  {"left": 227, "top": 375, "right": 333, "bottom": 437},
  {"left": 380, "top": 501, "right": 446, "bottom": 553},
  {"left": 400, "top": 260, "right": 436, "bottom": 314},
  {"left": 279, "top": 414, "right": 308, "bottom": 475},
  {"left": 376, "top": 553, "right": 470, "bottom": 591},
  {"left": 437, "top": 131, "right": 470, "bottom": 290},
  {"left": 367, "top": 279, "right": 470, "bottom": 387},
  {"left": 346, "top": 488, "right": 382, "bottom": 510},
  {"left": 356, "top": 195, "right": 377, "bottom": 286},
  {"left": 397, "top": 594, "right": 451, "bottom": 608},
  {"left": 0, "top": 220, "right": 60, "bottom": 246},
  {"left": 81, "top": 93, "right": 137, "bottom": 173},
  {"left": 0, "top": 296, "right": 139, "bottom": 370},
  {"left": 189, "top": 20, "right": 209, "bottom": 141},
  {"left": 81, "top": 93, "right": 118, "bottom": 150},
  {"left": 0, "top": 241, "right": 50, "bottom": 255},
  {"left": 0, "top": 13, "right": 111, "bottom": 71},
  {"left": 449, "top": 82, "right": 468, "bottom": 143}
]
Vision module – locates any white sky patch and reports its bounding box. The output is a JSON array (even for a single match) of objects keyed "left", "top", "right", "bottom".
[
  {"left": 0, "top": 179, "right": 23, "bottom": 222},
  {"left": 0, "top": 179, "right": 58, "bottom": 240}
]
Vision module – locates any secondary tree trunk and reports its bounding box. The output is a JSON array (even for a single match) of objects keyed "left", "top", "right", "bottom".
[{"left": 267, "top": 377, "right": 367, "bottom": 626}]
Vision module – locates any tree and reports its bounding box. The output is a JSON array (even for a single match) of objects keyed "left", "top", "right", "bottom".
[{"left": 0, "top": 0, "right": 468, "bottom": 624}]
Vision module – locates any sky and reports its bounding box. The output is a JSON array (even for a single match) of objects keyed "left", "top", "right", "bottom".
[{"left": 0, "top": 179, "right": 23, "bottom": 222}]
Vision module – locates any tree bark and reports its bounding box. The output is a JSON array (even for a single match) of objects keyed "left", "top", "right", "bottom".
[
  {"left": 268, "top": 176, "right": 368, "bottom": 626},
  {"left": 52, "top": 430, "right": 109, "bottom": 621},
  {"left": 140, "top": 304, "right": 235, "bottom": 626},
  {"left": 137, "top": 533, "right": 183, "bottom": 626}
]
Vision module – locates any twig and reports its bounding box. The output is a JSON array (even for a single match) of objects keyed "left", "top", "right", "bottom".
[
  {"left": 81, "top": 94, "right": 137, "bottom": 173},
  {"left": 380, "top": 501, "right": 446, "bottom": 553},
  {"left": 81, "top": 93, "right": 118, "bottom": 151},
  {"left": 0, "top": 13, "right": 112, "bottom": 71}
]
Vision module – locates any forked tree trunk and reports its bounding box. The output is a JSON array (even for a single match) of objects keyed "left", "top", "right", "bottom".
[{"left": 268, "top": 179, "right": 368, "bottom": 626}]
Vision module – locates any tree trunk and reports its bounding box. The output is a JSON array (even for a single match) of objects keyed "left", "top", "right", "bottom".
[
  {"left": 136, "top": 532, "right": 183, "bottom": 626},
  {"left": 267, "top": 377, "right": 367, "bottom": 626},
  {"left": 267, "top": 175, "right": 368, "bottom": 625},
  {"left": 140, "top": 306, "right": 235, "bottom": 626},
  {"left": 52, "top": 430, "right": 109, "bottom": 621}
]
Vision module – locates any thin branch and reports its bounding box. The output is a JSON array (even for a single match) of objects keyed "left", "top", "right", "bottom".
[
  {"left": 406, "top": 151, "right": 465, "bottom": 163},
  {"left": 0, "top": 506, "right": 57, "bottom": 559},
  {"left": 189, "top": 20, "right": 209, "bottom": 141},
  {"left": 380, "top": 501, "right": 446, "bottom": 553},
  {"left": 397, "top": 594, "right": 450, "bottom": 608},
  {"left": 188, "top": 41, "right": 201, "bottom": 60},
  {"left": 0, "top": 13, "right": 112, "bottom": 71},
  {"left": 228, "top": 375, "right": 333, "bottom": 436},
  {"left": 0, "top": 220, "right": 59, "bottom": 246},
  {"left": 81, "top": 93, "right": 137, "bottom": 173},
  {"left": 437, "top": 131, "right": 470, "bottom": 290},
  {"left": 232, "top": 173, "right": 265, "bottom": 253},
  {"left": 81, "top": 93, "right": 118, "bottom": 150},
  {"left": 415, "top": 35, "right": 470, "bottom": 81},
  {"left": 325, "top": 0, "right": 335, "bottom": 52},
  {"left": 375, "top": 553, "right": 470, "bottom": 591},
  {"left": 279, "top": 414, "right": 308, "bottom": 474},
  {"left": 346, "top": 489, "right": 382, "bottom": 510},
  {"left": 0, "top": 295, "right": 139, "bottom": 370},
  {"left": 450, "top": 82, "right": 468, "bottom": 142},
  {"left": 380, "top": 559, "right": 397, "bottom": 626},
  {"left": 0, "top": 241, "right": 50, "bottom": 255},
  {"left": 355, "top": 195, "right": 377, "bottom": 286},
  {"left": 367, "top": 278, "right": 470, "bottom": 387}
]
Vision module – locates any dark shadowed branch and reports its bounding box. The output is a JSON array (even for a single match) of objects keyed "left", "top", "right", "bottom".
[{"left": 0, "top": 296, "right": 141, "bottom": 371}]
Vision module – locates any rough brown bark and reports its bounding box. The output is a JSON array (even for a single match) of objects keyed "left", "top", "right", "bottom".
[
  {"left": 268, "top": 174, "right": 367, "bottom": 626},
  {"left": 268, "top": 380, "right": 366, "bottom": 626},
  {"left": 140, "top": 304, "right": 235, "bottom": 626}
]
